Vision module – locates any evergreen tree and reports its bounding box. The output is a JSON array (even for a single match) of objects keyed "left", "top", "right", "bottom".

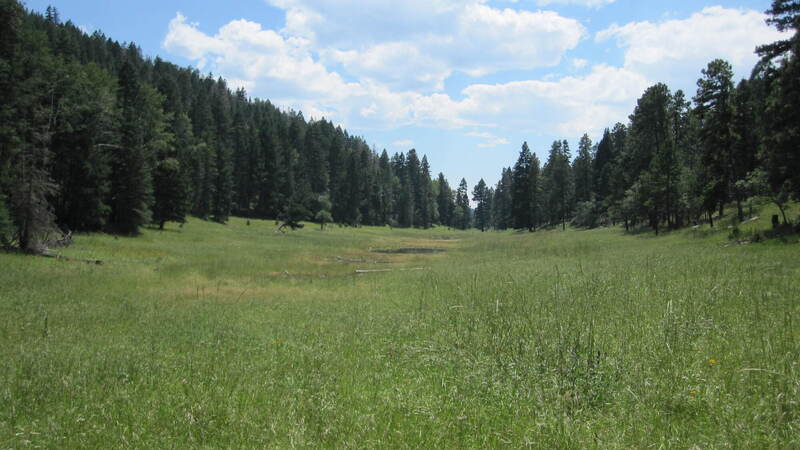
[
  {"left": 375, "top": 149, "right": 395, "bottom": 225},
  {"left": 455, "top": 178, "right": 470, "bottom": 230},
  {"left": 729, "top": 80, "right": 759, "bottom": 220},
  {"left": 543, "top": 140, "right": 574, "bottom": 230},
  {"left": 7, "top": 16, "right": 63, "bottom": 251},
  {"left": 50, "top": 63, "right": 115, "bottom": 231},
  {"left": 210, "top": 79, "right": 234, "bottom": 223},
  {"left": 756, "top": 0, "right": 800, "bottom": 60},
  {"left": 418, "top": 155, "right": 433, "bottom": 228},
  {"left": 109, "top": 57, "right": 153, "bottom": 234},
  {"left": 0, "top": 0, "right": 25, "bottom": 206},
  {"left": 395, "top": 153, "right": 414, "bottom": 227},
  {"left": 605, "top": 123, "right": 629, "bottom": 225},
  {"left": 573, "top": 134, "right": 594, "bottom": 204},
  {"left": 152, "top": 157, "right": 187, "bottom": 229},
  {"left": 511, "top": 142, "right": 533, "bottom": 230},
  {"left": 626, "top": 83, "right": 675, "bottom": 230},
  {"left": 694, "top": 60, "right": 735, "bottom": 219},
  {"left": 757, "top": 1, "right": 800, "bottom": 203},
  {"left": 472, "top": 179, "right": 491, "bottom": 232},
  {"left": 492, "top": 168, "right": 513, "bottom": 230},
  {"left": 593, "top": 129, "right": 614, "bottom": 203},
  {"left": 342, "top": 150, "right": 363, "bottom": 225},
  {"left": 435, "top": 172, "right": 453, "bottom": 227},
  {"left": 528, "top": 153, "right": 543, "bottom": 230}
]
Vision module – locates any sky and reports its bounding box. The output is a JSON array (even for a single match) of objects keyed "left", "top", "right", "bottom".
[{"left": 25, "top": 0, "right": 788, "bottom": 188}]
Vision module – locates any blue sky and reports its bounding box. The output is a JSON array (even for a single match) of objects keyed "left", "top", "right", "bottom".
[{"left": 26, "top": 0, "right": 786, "bottom": 188}]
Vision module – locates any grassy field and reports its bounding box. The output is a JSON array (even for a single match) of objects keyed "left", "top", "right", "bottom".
[{"left": 1, "top": 210, "right": 799, "bottom": 448}]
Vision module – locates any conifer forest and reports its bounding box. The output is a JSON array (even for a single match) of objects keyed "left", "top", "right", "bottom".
[
  {"left": 1, "top": 1, "right": 799, "bottom": 447},
  {"left": 1, "top": 1, "right": 799, "bottom": 250}
]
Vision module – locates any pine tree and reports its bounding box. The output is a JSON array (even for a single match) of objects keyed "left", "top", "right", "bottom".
[
  {"left": 406, "top": 149, "right": 422, "bottom": 227},
  {"left": 543, "top": 140, "right": 574, "bottom": 230},
  {"left": 529, "top": 153, "right": 542, "bottom": 230},
  {"left": 606, "top": 123, "right": 629, "bottom": 226},
  {"left": 7, "top": 16, "right": 62, "bottom": 251},
  {"left": 729, "top": 80, "right": 759, "bottom": 220},
  {"left": 455, "top": 178, "right": 470, "bottom": 230},
  {"left": 109, "top": 57, "right": 153, "bottom": 234},
  {"left": 418, "top": 155, "right": 433, "bottom": 228},
  {"left": 511, "top": 142, "right": 533, "bottom": 231},
  {"left": 472, "top": 178, "right": 490, "bottom": 232},
  {"left": 593, "top": 129, "right": 614, "bottom": 203},
  {"left": 435, "top": 172, "right": 454, "bottom": 228},
  {"left": 152, "top": 157, "right": 187, "bottom": 229},
  {"left": 573, "top": 134, "right": 594, "bottom": 204},
  {"left": 757, "top": 1, "right": 800, "bottom": 202},
  {"left": 0, "top": 0, "right": 24, "bottom": 188},
  {"left": 210, "top": 79, "right": 234, "bottom": 223},
  {"left": 694, "top": 60, "right": 735, "bottom": 219},
  {"left": 342, "top": 150, "right": 363, "bottom": 225},
  {"left": 376, "top": 150, "right": 395, "bottom": 225},
  {"left": 492, "top": 168, "right": 513, "bottom": 230},
  {"left": 50, "top": 62, "right": 115, "bottom": 231},
  {"left": 756, "top": 0, "right": 800, "bottom": 61},
  {"left": 395, "top": 153, "right": 414, "bottom": 227}
]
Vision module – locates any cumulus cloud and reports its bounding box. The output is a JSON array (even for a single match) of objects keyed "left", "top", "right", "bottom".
[
  {"left": 536, "top": 0, "right": 615, "bottom": 7},
  {"left": 162, "top": 3, "right": 786, "bottom": 145},
  {"left": 457, "top": 64, "right": 649, "bottom": 136},
  {"left": 162, "top": 8, "right": 651, "bottom": 137},
  {"left": 597, "top": 6, "right": 789, "bottom": 90},
  {"left": 161, "top": 5, "right": 592, "bottom": 131},
  {"left": 267, "top": 0, "right": 584, "bottom": 91},
  {"left": 164, "top": 13, "right": 352, "bottom": 100}
]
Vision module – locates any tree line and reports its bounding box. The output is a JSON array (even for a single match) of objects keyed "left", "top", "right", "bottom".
[
  {"left": 0, "top": 2, "right": 470, "bottom": 252},
  {"left": 473, "top": 0, "right": 800, "bottom": 234},
  {"left": 2, "top": 1, "right": 798, "bottom": 251}
]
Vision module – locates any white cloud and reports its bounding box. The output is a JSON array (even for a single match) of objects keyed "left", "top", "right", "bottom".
[
  {"left": 164, "top": 13, "right": 356, "bottom": 101},
  {"left": 457, "top": 64, "right": 649, "bottom": 136},
  {"left": 266, "top": 0, "right": 585, "bottom": 91},
  {"left": 536, "top": 0, "right": 615, "bottom": 7},
  {"left": 467, "top": 131, "right": 510, "bottom": 148},
  {"left": 162, "top": 10, "right": 648, "bottom": 137},
  {"left": 164, "top": 4, "right": 786, "bottom": 145},
  {"left": 325, "top": 42, "right": 452, "bottom": 92},
  {"left": 597, "top": 6, "right": 790, "bottom": 91},
  {"left": 163, "top": 7, "right": 591, "bottom": 132},
  {"left": 572, "top": 58, "right": 588, "bottom": 69}
]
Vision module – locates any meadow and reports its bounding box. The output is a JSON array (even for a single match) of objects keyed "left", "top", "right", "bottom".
[{"left": 1, "top": 211, "right": 798, "bottom": 448}]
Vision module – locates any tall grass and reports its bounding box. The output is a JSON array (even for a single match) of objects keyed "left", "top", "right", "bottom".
[{"left": 1, "top": 212, "right": 798, "bottom": 447}]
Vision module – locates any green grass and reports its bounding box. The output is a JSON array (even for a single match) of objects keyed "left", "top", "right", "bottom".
[{"left": 1, "top": 211, "right": 798, "bottom": 448}]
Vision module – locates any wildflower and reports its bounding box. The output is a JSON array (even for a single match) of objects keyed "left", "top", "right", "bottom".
[
  {"left": 708, "top": 359, "right": 717, "bottom": 365},
  {"left": 689, "top": 390, "right": 697, "bottom": 397}
]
